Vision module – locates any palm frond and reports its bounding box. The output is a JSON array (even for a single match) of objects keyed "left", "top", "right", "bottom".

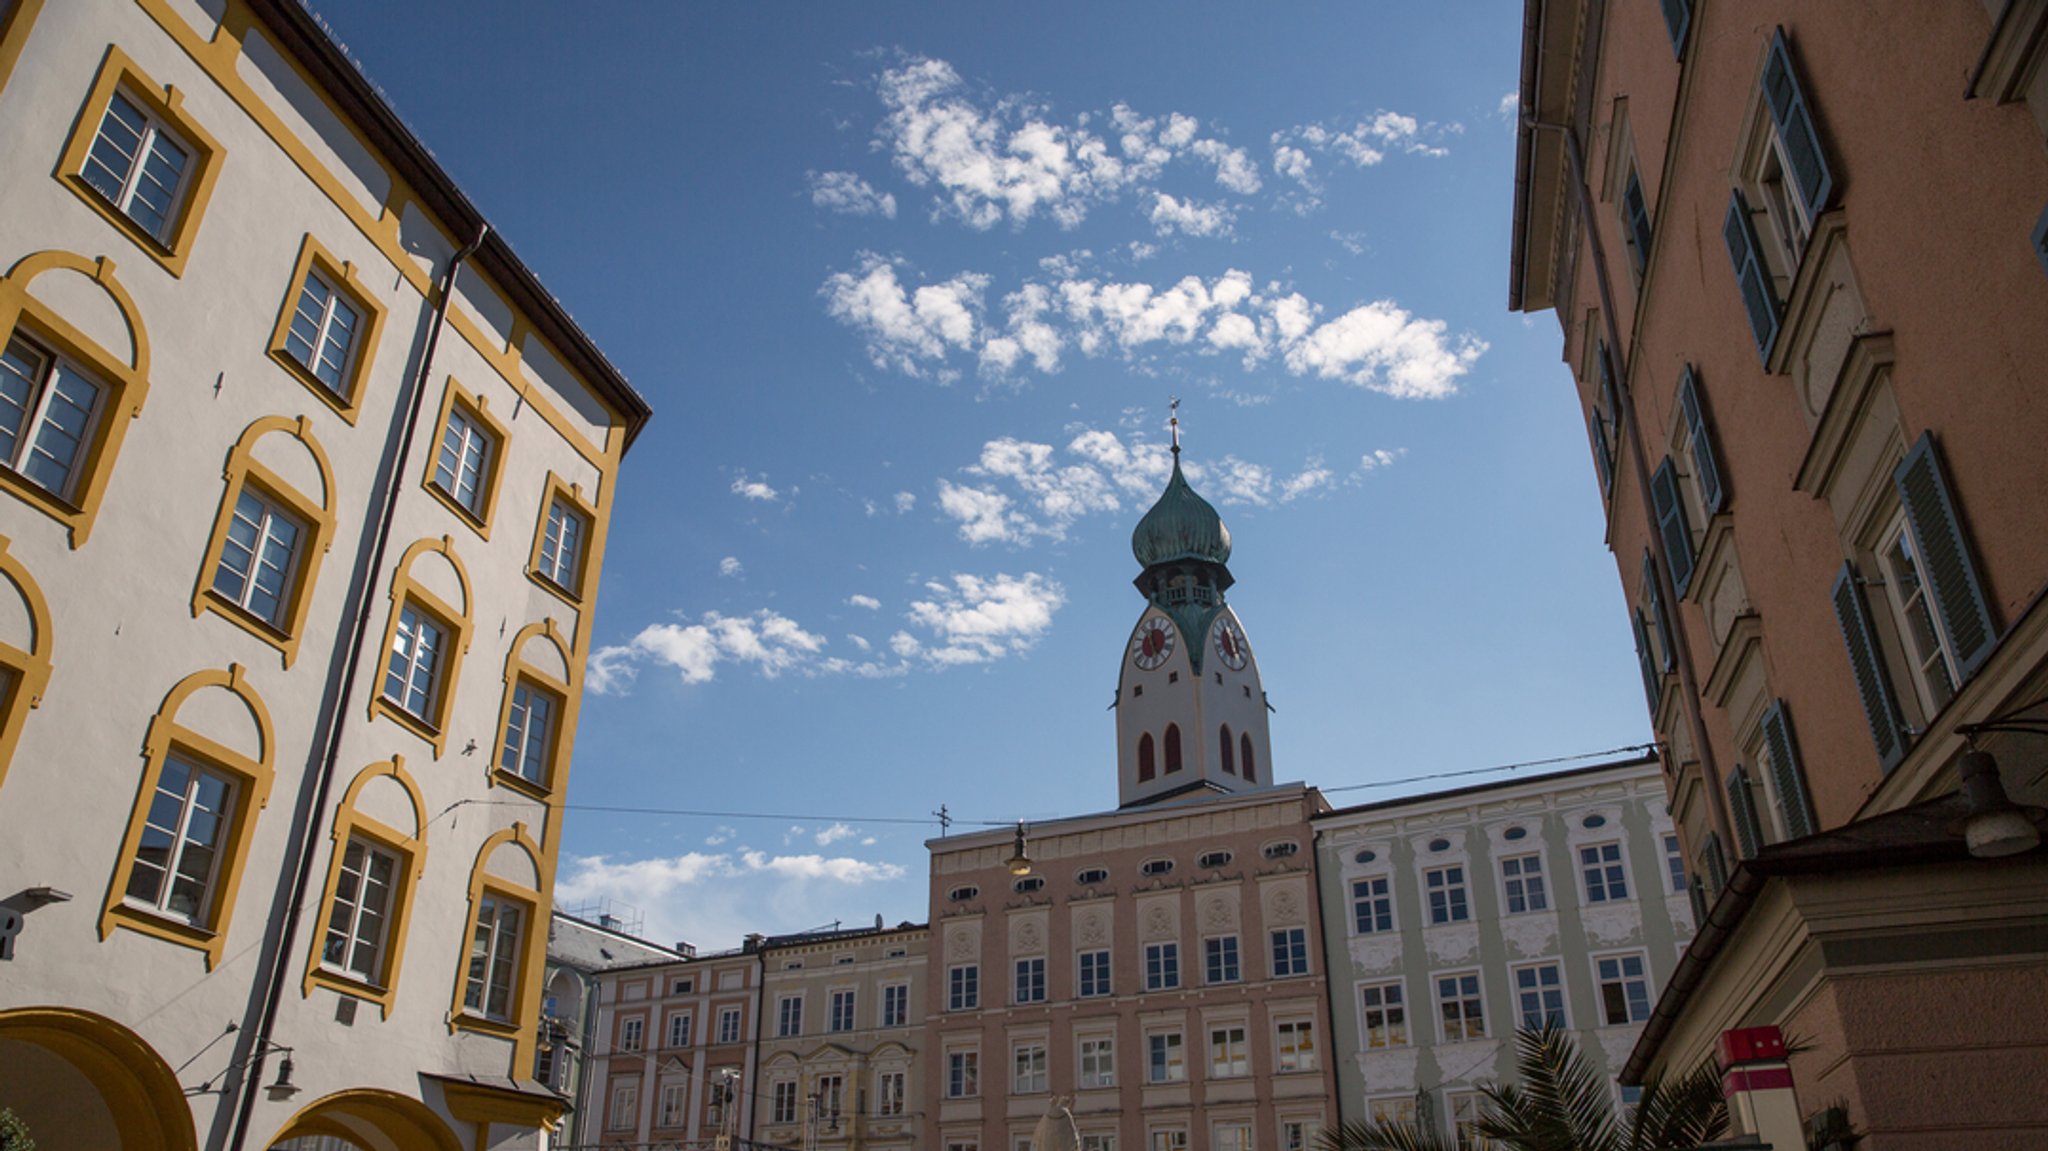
[
  {"left": 1316, "top": 1118, "right": 1455, "bottom": 1151},
  {"left": 1622, "top": 1057, "right": 1729, "bottom": 1151},
  {"left": 1474, "top": 1020, "right": 1621, "bottom": 1151}
]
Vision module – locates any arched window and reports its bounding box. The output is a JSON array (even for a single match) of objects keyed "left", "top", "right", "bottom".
[
  {"left": 1165, "top": 724, "right": 1183, "bottom": 773},
  {"left": 1137, "top": 732, "right": 1155, "bottom": 781},
  {"left": 1219, "top": 724, "right": 1235, "bottom": 775},
  {"left": 1241, "top": 733, "right": 1256, "bottom": 783}
]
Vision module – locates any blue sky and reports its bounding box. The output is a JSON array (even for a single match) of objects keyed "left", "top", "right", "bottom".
[{"left": 321, "top": 2, "right": 1648, "bottom": 950}]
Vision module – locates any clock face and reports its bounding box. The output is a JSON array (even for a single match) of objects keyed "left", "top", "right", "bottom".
[
  {"left": 1212, "top": 616, "right": 1249, "bottom": 670},
  {"left": 1131, "top": 617, "right": 1176, "bottom": 670}
]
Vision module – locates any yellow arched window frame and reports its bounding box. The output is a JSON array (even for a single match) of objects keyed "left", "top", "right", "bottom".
[
  {"left": 56, "top": 45, "right": 225, "bottom": 279},
  {"left": 491, "top": 619, "right": 577, "bottom": 800},
  {"left": 191, "top": 415, "right": 337, "bottom": 669},
  {"left": 0, "top": 1, "right": 44, "bottom": 99},
  {"left": 0, "top": 534, "right": 53, "bottom": 794},
  {"left": 423, "top": 378, "right": 510, "bottom": 540},
  {"left": 368, "top": 535, "right": 474, "bottom": 757},
  {"left": 526, "top": 473, "right": 599, "bottom": 606},
  {"left": 100, "top": 665, "right": 275, "bottom": 969},
  {"left": 450, "top": 823, "right": 549, "bottom": 1069},
  {"left": 0, "top": 250, "right": 152, "bottom": 547},
  {"left": 265, "top": 234, "right": 389, "bottom": 424},
  {"left": 302, "top": 756, "right": 427, "bottom": 1018}
]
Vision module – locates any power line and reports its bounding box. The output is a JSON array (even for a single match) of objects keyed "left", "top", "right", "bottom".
[{"left": 1318, "top": 742, "right": 1658, "bottom": 795}]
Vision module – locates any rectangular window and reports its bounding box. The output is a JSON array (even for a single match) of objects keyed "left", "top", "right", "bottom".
[
  {"left": 1078, "top": 949, "right": 1111, "bottom": 997},
  {"left": 1436, "top": 972, "right": 1485, "bottom": 1042},
  {"left": 1501, "top": 853, "right": 1547, "bottom": 914},
  {"left": 621, "top": 1016, "right": 644, "bottom": 1052},
  {"left": 1351, "top": 875, "right": 1393, "bottom": 934},
  {"left": 1360, "top": 981, "right": 1407, "bottom": 1049},
  {"left": 609, "top": 1082, "right": 637, "bottom": 1131},
  {"left": 498, "top": 679, "right": 559, "bottom": 788},
  {"left": 463, "top": 893, "right": 524, "bottom": 1022},
  {"left": 320, "top": 836, "right": 396, "bottom": 982},
  {"left": 1147, "top": 1032, "right": 1185, "bottom": 1083},
  {"left": 1079, "top": 1037, "right": 1114, "bottom": 1088},
  {"left": 1204, "top": 935, "right": 1240, "bottom": 984},
  {"left": 1425, "top": 866, "right": 1469, "bottom": 924},
  {"left": 1082, "top": 1136, "right": 1116, "bottom": 1151},
  {"left": 830, "top": 988, "right": 856, "bottom": 1032},
  {"left": 0, "top": 335, "right": 103, "bottom": 503},
  {"left": 1208, "top": 1025, "right": 1248, "bottom": 1078},
  {"left": 1271, "top": 927, "right": 1309, "bottom": 976},
  {"left": 1145, "top": 941, "right": 1179, "bottom": 991},
  {"left": 717, "top": 1006, "right": 741, "bottom": 1044},
  {"left": 1597, "top": 953, "right": 1653, "bottom": 1025},
  {"left": 81, "top": 88, "right": 193, "bottom": 245},
  {"left": 658, "top": 1081, "right": 685, "bottom": 1126},
  {"left": 210, "top": 486, "right": 303, "bottom": 630},
  {"left": 537, "top": 493, "right": 589, "bottom": 592},
  {"left": 1014, "top": 1042, "right": 1048, "bottom": 1093},
  {"left": 771, "top": 1080, "right": 798, "bottom": 1124},
  {"left": 1513, "top": 962, "right": 1566, "bottom": 1029},
  {"left": 382, "top": 603, "right": 446, "bottom": 721},
  {"left": 1663, "top": 834, "right": 1688, "bottom": 894},
  {"left": 1214, "top": 1122, "right": 1253, "bottom": 1151},
  {"left": 1449, "top": 1092, "right": 1485, "bottom": 1151},
  {"left": 1282, "top": 1121, "right": 1308, "bottom": 1151},
  {"left": 1878, "top": 510, "right": 1960, "bottom": 714},
  {"left": 877, "top": 1070, "right": 905, "bottom": 1116},
  {"left": 1015, "top": 956, "right": 1046, "bottom": 1004},
  {"left": 1274, "top": 1019, "right": 1316, "bottom": 1073},
  {"left": 947, "top": 1050, "right": 979, "bottom": 1098},
  {"left": 667, "top": 1012, "right": 692, "bottom": 1049},
  {"left": 1368, "top": 1098, "right": 1416, "bottom": 1124},
  {"left": 882, "top": 982, "right": 908, "bottom": 1026},
  {"left": 816, "top": 1075, "right": 844, "bottom": 1122},
  {"left": 1622, "top": 165, "right": 1653, "bottom": 277},
  {"left": 123, "top": 754, "right": 234, "bottom": 923},
  {"left": 777, "top": 994, "right": 803, "bottom": 1037},
  {"left": 949, "top": 963, "right": 979, "bottom": 1010},
  {"left": 283, "top": 267, "right": 362, "bottom": 397},
  {"left": 1581, "top": 843, "right": 1630, "bottom": 903},
  {"left": 433, "top": 402, "right": 497, "bottom": 519},
  {"left": 1151, "top": 1131, "right": 1188, "bottom": 1151}
]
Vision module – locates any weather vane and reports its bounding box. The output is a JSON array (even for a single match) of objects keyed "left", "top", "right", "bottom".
[{"left": 1169, "top": 396, "right": 1181, "bottom": 454}]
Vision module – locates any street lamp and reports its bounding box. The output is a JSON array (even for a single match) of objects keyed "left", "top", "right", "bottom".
[{"left": 1006, "top": 821, "right": 1033, "bottom": 876}]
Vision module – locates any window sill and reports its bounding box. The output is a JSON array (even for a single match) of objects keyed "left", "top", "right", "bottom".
[
  {"left": 0, "top": 468, "right": 89, "bottom": 546},
  {"left": 491, "top": 767, "right": 554, "bottom": 803},
  {"left": 268, "top": 348, "right": 362, "bottom": 425},
  {"left": 60, "top": 175, "right": 194, "bottom": 278},
  {"left": 195, "top": 589, "right": 298, "bottom": 668},
  {"left": 425, "top": 479, "right": 493, "bottom": 541},
  {"left": 526, "top": 567, "right": 586, "bottom": 610},
  {"left": 450, "top": 1010, "right": 523, "bottom": 1039},
  {"left": 369, "top": 694, "right": 447, "bottom": 756},
  {"left": 305, "top": 964, "right": 395, "bottom": 1019},
  {"left": 102, "top": 902, "right": 221, "bottom": 967}
]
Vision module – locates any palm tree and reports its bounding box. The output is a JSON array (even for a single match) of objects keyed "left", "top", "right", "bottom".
[{"left": 1317, "top": 1021, "right": 1729, "bottom": 1151}]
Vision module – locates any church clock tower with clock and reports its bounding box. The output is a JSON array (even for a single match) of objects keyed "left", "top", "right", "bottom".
[{"left": 1115, "top": 414, "right": 1274, "bottom": 807}]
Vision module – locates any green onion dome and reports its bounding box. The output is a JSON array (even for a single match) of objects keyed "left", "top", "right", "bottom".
[{"left": 1131, "top": 452, "right": 1232, "bottom": 569}]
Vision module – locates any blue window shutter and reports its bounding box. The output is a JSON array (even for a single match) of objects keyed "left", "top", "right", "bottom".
[
  {"left": 1624, "top": 168, "right": 1653, "bottom": 276},
  {"left": 1762, "top": 28, "right": 1833, "bottom": 221},
  {"left": 1643, "top": 551, "right": 1674, "bottom": 674},
  {"left": 1725, "top": 766, "right": 1763, "bottom": 859},
  {"left": 1761, "top": 700, "right": 1817, "bottom": 838},
  {"left": 1660, "top": 0, "right": 1692, "bottom": 57},
  {"left": 1588, "top": 409, "right": 1614, "bottom": 497},
  {"left": 1651, "top": 457, "right": 1696, "bottom": 597},
  {"left": 1630, "top": 609, "right": 1661, "bottom": 715},
  {"left": 1724, "top": 191, "right": 1780, "bottom": 362},
  {"left": 1894, "top": 432, "right": 1997, "bottom": 681},
  {"left": 1831, "top": 562, "right": 1907, "bottom": 773},
  {"left": 1678, "top": 365, "right": 1724, "bottom": 516}
]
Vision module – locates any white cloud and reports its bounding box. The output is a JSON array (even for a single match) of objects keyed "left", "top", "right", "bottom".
[
  {"left": 586, "top": 610, "right": 827, "bottom": 690},
  {"left": 808, "top": 169, "right": 898, "bottom": 218},
  {"left": 846, "top": 633, "right": 872, "bottom": 652},
  {"left": 1497, "top": 92, "right": 1521, "bottom": 124},
  {"left": 1270, "top": 109, "right": 1451, "bottom": 203},
  {"left": 847, "top": 594, "right": 882, "bottom": 610},
  {"left": 893, "top": 491, "right": 917, "bottom": 513},
  {"left": 1359, "top": 447, "right": 1407, "bottom": 472},
  {"left": 1148, "top": 192, "right": 1236, "bottom": 238},
  {"left": 1330, "top": 229, "right": 1367, "bottom": 256},
  {"left": 554, "top": 848, "right": 909, "bottom": 953},
  {"left": 719, "top": 556, "right": 744, "bottom": 578},
  {"left": 1191, "top": 137, "right": 1262, "bottom": 194},
  {"left": 906, "top": 572, "right": 1065, "bottom": 665},
  {"left": 730, "top": 473, "right": 780, "bottom": 502},
  {"left": 937, "top": 480, "right": 1027, "bottom": 545},
  {"left": 1280, "top": 461, "right": 1336, "bottom": 502},
  {"left": 705, "top": 826, "right": 736, "bottom": 845},
  {"left": 814, "top": 823, "right": 858, "bottom": 846},
  {"left": 1281, "top": 299, "right": 1487, "bottom": 399},
  {"left": 822, "top": 253, "right": 986, "bottom": 378}
]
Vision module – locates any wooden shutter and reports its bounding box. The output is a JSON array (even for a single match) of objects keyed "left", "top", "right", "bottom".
[
  {"left": 1762, "top": 28, "right": 1833, "bottom": 220},
  {"left": 1725, "top": 766, "right": 1763, "bottom": 859},
  {"left": 1761, "top": 700, "right": 1817, "bottom": 838},
  {"left": 1660, "top": 0, "right": 1691, "bottom": 57},
  {"left": 1724, "top": 191, "right": 1780, "bottom": 361},
  {"left": 1831, "top": 562, "right": 1908, "bottom": 773},
  {"left": 1702, "top": 832, "right": 1728, "bottom": 892},
  {"left": 1624, "top": 169, "right": 1654, "bottom": 276},
  {"left": 1630, "top": 609, "right": 1661, "bottom": 715},
  {"left": 1651, "top": 457, "right": 1696, "bottom": 597},
  {"left": 1644, "top": 551, "right": 1675, "bottom": 674},
  {"left": 1678, "top": 365, "right": 1724, "bottom": 515},
  {"left": 1894, "top": 433, "right": 1996, "bottom": 680},
  {"left": 1588, "top": 409, "right": 1614, "bottom": 497}
]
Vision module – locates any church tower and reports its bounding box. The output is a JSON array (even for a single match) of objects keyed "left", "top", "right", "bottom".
[{"left": 1115, "top": 415, "right": 1273, "bottom": 807}]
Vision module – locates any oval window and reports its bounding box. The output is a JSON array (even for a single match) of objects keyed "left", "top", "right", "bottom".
[
  {"left": 1504, "top": 826, "right": 1528, "bottom": 841},
  {"left": 1013, "top": 876, "right": 1045, "bottom": 894},
  {"left": 1076, "top": 867, "right": 1109, "bottom": 885},
  {"left": 1428, "top": 838, "right": 1451, "bottom": 853},
  {"left": 1141, "top": 858, "right": 1175, "bottom": 877},
  {"left": 948, "top": 885, "right": 979, "bottom": 902},
  {"left": 1262, "top": 841, "right": 1299, "bottom": 860},
  {"left": 1198, "top": 849, "right": 1233, "bottom": 869},
  {"left": 1354, "top": 849, "right": 1377, "bottom": 864},
  {"left": 1583, "top": 814, "right": 1608, "bottom": 830}
]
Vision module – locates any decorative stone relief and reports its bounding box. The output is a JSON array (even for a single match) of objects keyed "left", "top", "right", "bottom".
[
  {"left": 1499, "top": 912, "right": 1558, "bottom": 959},
  {"left": 1423, "top": 922, "right": 1480, "bottom": 966},
  {"left": 1350, "top": 934, "right": 1403, "bottom": 973},
  {"left": 1358, "top": 1047, "right": 1422, "bottom": 1093},
  {"left": 1580, "top": 903, "right": 1640, "bottom": 947},
  {"left": 1013, "top": 918, "right": 1044, "bottom": 955},
  {"left": 1143, "top": 904, "right": 1175, "bottom": 941},
  {"left": 1077, "top": 911, "right": 1107, "bottom": 946},
  {"left": 947, "top": 927, "right": 978, "bottom": 960},
  {"left": 1200, "top": 895, "right": 1237, "bottom": 932},
  {"left": 1596, "top": 1026, "right": 1640, "bottom": 1069},
  {"left": 1266, "top": 884, "right": 1304, "bottom": 925}
]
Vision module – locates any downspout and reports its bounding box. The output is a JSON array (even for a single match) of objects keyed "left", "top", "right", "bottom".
[
  {"left": 226, "top": 223, "right": 490, "bottom": 1151},
  {"left": 1523, "top": 117, "right": 1738, "bottom": 873}
]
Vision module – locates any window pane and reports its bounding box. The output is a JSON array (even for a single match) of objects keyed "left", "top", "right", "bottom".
[
  {"left": 83, "top": 93, "right": 148, "bottom": 207},
  {"left": 24, "top": 362, "right": 101, "bottom": 498}
]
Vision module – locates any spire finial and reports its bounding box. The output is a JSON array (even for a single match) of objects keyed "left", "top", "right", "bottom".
[{"left": 1169, "top": 396, "right": 1181, "bottom": 456}]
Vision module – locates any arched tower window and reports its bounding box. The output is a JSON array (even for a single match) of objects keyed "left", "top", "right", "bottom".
[
  {"left": 1164, "top": 724, "right": 1183, "bottom": 773},
  {"left": 1219, "top": 724, "right": 1236, "bottom": 775},
  {"left": 1138, "top": 732, "right": 1156, "bottom": 782},
  {"left": 1241, "top": 733, "right": 1256, "bottom": 783}
]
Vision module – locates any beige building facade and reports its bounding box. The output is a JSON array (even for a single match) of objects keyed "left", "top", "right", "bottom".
[
  {"left": 0, "top": 1, "right": 650, "bottom": 1148},
  {"left": 587, "top": 947, "right": 763, "bottom": 1150},
  {"left": 1511, "top": 1, "right": 2048, "bottom": 1145}
]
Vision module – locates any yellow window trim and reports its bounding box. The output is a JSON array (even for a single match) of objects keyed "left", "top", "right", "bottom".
[
  {"left": 265, "top": 234, "right": 390, "bottom": 424},
  {"left": 191, "top": 415, "right": 337, "bottom": 669},
  {"left": 301, "top": 756, "right": 426, "bottom": 1019},
  {"left": 100, "top": 665, "right": 276, "bottom": 970},
  {"left": 422, "top": 378, "right": 510, "bottom": 541},
  {"left": 490, "top": 619, "right": 576, "bottom": 800},
  {"left": 367, "top": 536, "right": 474, "bottom": 758},
  {"left": 450, "top": 822, "right": 548, "bottom": 1072},
  {"left": 0, "top": 534, "right": 53, "bottom": 795},
  {"left": 0, "top": 1007, "right": 199, "bottom": 1151},
  {"left": 0, "top": 0, "right": 44, "bottom": 99},
  {"left": 55, "top": 45, "right": 225, "bottom": 279},
  {"left": 0, "top": 251, "right": 152, "bottom": 548},
  {"left": 526, "top": 473, "right": 598, "bottom": 607}
]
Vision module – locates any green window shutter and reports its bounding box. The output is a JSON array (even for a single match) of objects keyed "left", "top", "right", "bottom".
[
  {"left": 1630, "top": 609, "right": 1661, "bottom": 715},
  {"left": 1894, "top": 432, "right": 1997, "bottom": 680},
  {"left": 1678, "top": 365, "right": 1724, "bottom": 515},
  {"left": 1651, "top": 457, "right": 1696, "bottom": 597},
  {"left": 1762, "top": 28, "right": 1833, "bottom": 221},
  {"left": 1831, "top": 562, "right": 1908, "bottom": 772},
  {"left": 1660, "top": 0, "right": 1692, "bottom": 57},
  {"left": 1643, "top": 551, "right": 1674, "bottom": 674},
  {"left": 1588, "top": 409, "right": 1614, "bottom": 497},
  {"left": 1761, "top": 700, "right": 1817, "bottom": 838},
  {"left": 1624, "top": 168, "right": 1654, "bottom": 276},
  {"left": 1724, "top": 191, "right": 1780, "bottom": 362},
  {"left": 1725, "top": 766, "right": 1763, "bottom": 859},
  {"left": 1703, "top": 832, "right": 1728, "bottom": 892}
]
